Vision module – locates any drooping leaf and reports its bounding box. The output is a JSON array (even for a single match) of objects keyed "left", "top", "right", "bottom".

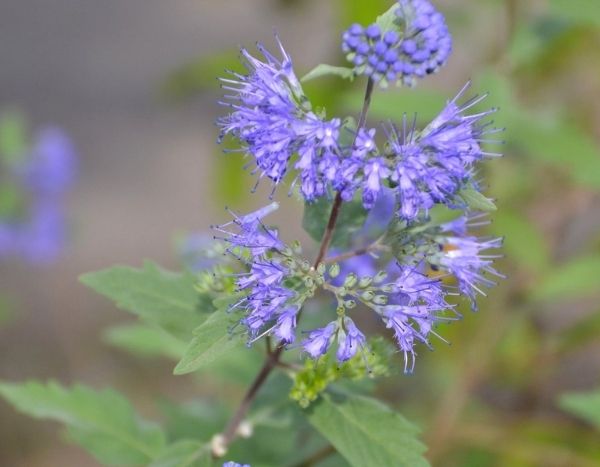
[
  {"left": 302, "top": 196, "right": 369, "bottom": 249},
  {"left": 533, "top": 256, "right": 600, "bottom": 301},
  {"left": 306, "top": 392, "right": 429, "bottom": 467},
  {"left": 302, "top": 64, "right": 355, "bottom": 83},
  {"left": 456, "top": 187, "right": 498, "bottom": 212},
  {"left": 174, "top": 308, "right": 244, "bottom": 375},
  {"left": 0, "top": 381, "right": 165, "bottom": 466},
  {"left": 559, "top": 390, "right": 600, "bottom": 429},
  {"left": 80, "top": 261, "right": 204, "bottom": 339},
  {"left": 103, "top": 324, "right": 187, "bottom": 360},
  {"left": 149, "top": 440, "right": 213, "bottom": 467}
]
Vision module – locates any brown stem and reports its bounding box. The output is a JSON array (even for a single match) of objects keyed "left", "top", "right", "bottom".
[
  {"left": 290, "top": 444, "right": 336, "bottom": 467},
  {"left": 214, "top": 77, "right": 376, "bottom": 457}
]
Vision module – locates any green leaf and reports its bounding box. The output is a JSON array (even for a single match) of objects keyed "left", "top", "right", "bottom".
[
  {"left": 549, "top": 0, "right": 600, "bottom": 28},
  {"left": 0, "top": 111, "right": 28, "bottom": 165},
  {"left": 150, "top": 440, "right": 212, "bottom": 467},
  {"left": 533, "top": 256, "right": 600, "bottom": 301},
  {"left": 302, "top": 64, "right": 355, "bottom": 83},
  {"left": 103, "top": 324, "right": 187, "bottom": 360},
  {"left": 80, "top": 261, "right": 204, "bottom": 339},
  {"left": 457, "top": 187, "right": 497, "bottom": 212},
  {"left": 306, "top": 392, "right": 429, "bottom": 467},
  {"left": 490, "top": 211, "right": 549, "bottom": 274},
  {"left": 0, "top": 381, "right": 165, "bottom": 465},
  {"left": 174, "top": 308, "right": 244, "bottom": 375},
  {"left": 302, "top": 196, "right": 368, "bottom": 249},
  {"left": 375, "top": 3, "right": 402, "bottom": 34},
  {"left": 559, "top": 390, "right": 600, "bottom": 429}
]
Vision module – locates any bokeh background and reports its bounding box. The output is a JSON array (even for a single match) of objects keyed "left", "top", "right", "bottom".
[{"left": 1, "top": 0, "right": 600, "bottom": 465}]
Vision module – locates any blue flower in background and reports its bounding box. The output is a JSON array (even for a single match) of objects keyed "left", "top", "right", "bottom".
[{"left": 0, "top": 124, "right": 76, "bottom": 264}]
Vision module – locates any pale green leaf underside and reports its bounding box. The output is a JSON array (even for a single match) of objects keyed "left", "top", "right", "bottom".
[
  {"left": 0, "top": 381, "right": 165, "bottom": 466},
  {"left": 458, "top": 187, "right": 497, "bottom": 212},
  {"left": 301, "top": 64, "right": 356, "bottom": 83},
  {"left": 306, "top": 392, "right": 429, "bottom": 467},
  {"left": 559, "top": 390, "right": 600, "bottom": 429}
]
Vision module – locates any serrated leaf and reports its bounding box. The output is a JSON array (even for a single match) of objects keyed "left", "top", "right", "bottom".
[
  {"left": 302, "top": 196, "right": 368, "bottom": 249},
  {"left": 533, "top": 256, "right": 600, "bottom": 301},
  {"left": 302, "top": 64, "right": 355, "bottom": 83},
  {"left": 306, "top": 392, "right": 429, "bottom": 467},
  {"left": 80, "top": 261, "right": 205, "bottom": 340},
  {"left": 457, "top": 187, "right": 497, "bottom": 212},
  {"left": 559, "top": 390, "right": 600, "bottom": 429},
  {"left": 0, "top": 381, "right": 165, "bottom": 466},
  {"left": 103, "top": 324, "right": 187, "bottom": 360},
  {"left": 150, "top": 440, "right": 213, "bottom": 467},
  {"left": 174, "top": 308, "right": 244, "bottom": 375}
]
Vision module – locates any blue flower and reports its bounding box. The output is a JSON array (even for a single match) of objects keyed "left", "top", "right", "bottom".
[
  {"left": 336, "top": 317, "right": 366, "bottom": 362},
  {"left": 223, "top": 462, "right": 250, "bottom": 467},
  {"left": 0, "top": 126, "right": 76, "bottom": 265},
  {"left": 218, "top": 37, "right": 343, "bottom": 200},
  {"left": 303, "top": 322, "right": 337, "bottom": 358},
  {"left": 388, "top": 83, "right": 501, "bottom": 220},
  {"left": 437, "top": 235, "right": 504, "bottom": 310},
  {"left": 342, "top": 0, "right": 452, "bottom": 87},
  {"left": 213, "top": 203, "right": 283, "bottom": 257}
]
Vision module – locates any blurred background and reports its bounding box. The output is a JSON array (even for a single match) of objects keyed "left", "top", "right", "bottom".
[{"left": 1, "top": 0, "right": 600, "bottom": 465}]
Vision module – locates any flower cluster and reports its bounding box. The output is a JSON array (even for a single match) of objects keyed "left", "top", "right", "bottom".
[
  {"left": 213, "top": 203, "right": 301, "bottom": 344},
  {"left": 342, "top": 0, "right": 452, "bottom": 87},
  {"left": 213, "top": 1, "right": 504, "bottom": 373},
  {"left": 217, "top": 37, "right": 343, "bottom": 202},
  {"left": 0, "top": 125, "right": 76, "bottom": 264}
]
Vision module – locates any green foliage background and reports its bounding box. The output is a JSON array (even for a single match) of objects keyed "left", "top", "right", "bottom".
[{"left": 2, "top": 1, "right": 600, "bottom": 466}]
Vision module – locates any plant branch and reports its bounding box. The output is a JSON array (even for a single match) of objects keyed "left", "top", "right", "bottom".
[
  {"left": 213, "top": 77, "right": 375, "bottom": 457},
  {"left": 290, "top": 444, "right": 337, "bottom": 467}
]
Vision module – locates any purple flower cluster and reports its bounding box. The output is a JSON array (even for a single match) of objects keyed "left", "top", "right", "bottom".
[
  {"left": 213, "top": 204, "right": 299, "bottom": 343},
  {"left": 217, "top": 37, "right": 343, "bottom": 202},
  {"left": 342, "top": 0, "right": 452, "bottom": 86},
  {"left": 387, "top": 83, "right": 501, "bottom": 221},
  {"left": 0, "top": 127, "right": 76, "bottom": 264},
  {"left": 223, "top": 462, "right": 250, "bottom": 467}
]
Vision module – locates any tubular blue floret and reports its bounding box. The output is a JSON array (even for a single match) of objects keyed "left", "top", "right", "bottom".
[
  {"left": 302, "top": 322, "right": 337, "bottom": 358},
  {"left": 336, "top": 317, "right": 367, "bottom": 362},
  {"left": 437, "top": 235, "right": 504, "bottom": 310}
]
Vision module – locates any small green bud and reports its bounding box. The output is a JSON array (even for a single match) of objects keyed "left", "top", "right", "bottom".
[
  {"left": 344, "top": 299, "right": 356, "bottom": 309},
  {"left": 304, "top": 277, "right": 314, "bottom": 288},
  {"left": 361, "top": 290, "right": 374, "bottom": 301},
  {"left": 300, "top": 260, "right": 311, "bottom": 272},
  {"left": 381, "top": 283, "right": 397, "bottom": 293},
  {"left": 343, "top": 273, "right": 358, "bottom": 288},
  {"left": 373, "top": 295, "right": 389, "bottom": 305},
  {"left": 336, "top": 305, "right": 345, "bottom": 316},
  {"left": 358, "top": 276, "right": 373, "bottom": 288},
  {"left": 317, "top": 262, "right": 326, "bottom": 275},
  {"left": 329, "top": 263, "right": 340, "bottom": 278},
  {"left": 373, "top": 270, "right": 388, "bottom": 284},
  {"left": 292, "top": 240, "right": 302, "bottom": 254}
]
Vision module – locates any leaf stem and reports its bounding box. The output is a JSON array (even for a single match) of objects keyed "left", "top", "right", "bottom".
[{"left": 213, "top": 77, "right": 375, "bottom": 457}]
